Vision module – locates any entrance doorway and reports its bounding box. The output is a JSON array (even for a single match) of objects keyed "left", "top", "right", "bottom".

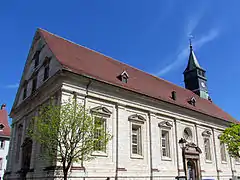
[{"left": 187, "top": 159, "right": 197, "bottom": 180}]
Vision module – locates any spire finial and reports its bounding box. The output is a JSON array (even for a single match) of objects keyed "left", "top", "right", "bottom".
[{"left": 189, "top": 34, "right": 194, "bottom": 51}]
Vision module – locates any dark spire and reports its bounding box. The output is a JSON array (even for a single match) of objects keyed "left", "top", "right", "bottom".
[
  {"left": 183, "top": 40, "right": 209, "bottom": 100},
  {"left": 184, "top": 43, "right": 201, "bottom": 73}
]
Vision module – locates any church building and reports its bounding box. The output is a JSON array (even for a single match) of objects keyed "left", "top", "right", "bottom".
[{"left": 4, "top": 29, "right": 240, "bottom": 180}]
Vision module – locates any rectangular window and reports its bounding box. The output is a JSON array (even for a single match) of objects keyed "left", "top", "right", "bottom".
[
  {"left": 220, "top": 142, "right": 227, "bottom": 162},
  {"left": 131, "top": 124, "right": 142, "bottom": 155},
  {"left": 43, "top": 65, "right": 49, "bottom": 81},
  {"left": 23, "top": 86, "right": 27, "bottom": 99},
  {"left": 0, "top": 158, "right": 2, "bottom": 170},
  {"left": 34, "top": 51, "right": 40, "bottom": 68},
  {"left": 94, "top": 117, "right": 106, "bottom": 152},
  {"left": 0, "top": 140, "right": 4, "bottom": 149},
  {"left": 204, "top": 138, "right": 212, "bottom": 161},
  {"left": 161, "top": 130, "right": 170, "bottom": 158},
  {"left": 32, "top": 76, "right": 37, "bottom": 93}
]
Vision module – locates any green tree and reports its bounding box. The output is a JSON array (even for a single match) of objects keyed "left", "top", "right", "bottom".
[
  {"left": 220, "top": 123, "right": 240, "bottom": 158},
  {"left": 28, "top": 98, "right": 112, "bottom": 180}
]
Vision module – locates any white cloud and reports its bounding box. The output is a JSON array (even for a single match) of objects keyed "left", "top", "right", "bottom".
[
  {"left": 155, "top": 28, "right": 220, "bottom": 76},
  {"left": 5, "top": 83, "right": 19, "bottom": 89}
]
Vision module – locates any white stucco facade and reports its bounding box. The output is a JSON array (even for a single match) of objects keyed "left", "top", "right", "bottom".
[{"left": 0, "top": 139, "right": 9, "bottom": 179}]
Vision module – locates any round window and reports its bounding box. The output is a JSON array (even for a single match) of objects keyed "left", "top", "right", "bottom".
[{"left": 183, "top": 127, "right": 192, "bottom": 141}]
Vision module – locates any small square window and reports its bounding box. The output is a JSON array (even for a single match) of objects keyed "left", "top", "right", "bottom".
[{"left": 122, "top": 76, "right": 128, "bottom": 83}]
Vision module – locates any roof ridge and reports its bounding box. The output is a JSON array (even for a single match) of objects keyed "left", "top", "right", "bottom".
[{"left": 38, "top": 28, "right": 195, "bottom": 94}]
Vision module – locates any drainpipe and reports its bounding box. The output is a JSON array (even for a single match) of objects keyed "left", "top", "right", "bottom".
[
  {"left": 212, "top": 128, "right": 220, "bottom": 180},
  {"left": 82, "top": 80, "right": 92, "bottom": 176},
  {"left": 115, "top": 104, "right": 119, "bottom": 180},
  {"left": 148, "top": 112, "right": 153, "bottom": 180},
  {"left": 174, "top": 119, "right": 180, "bottom": 176}
]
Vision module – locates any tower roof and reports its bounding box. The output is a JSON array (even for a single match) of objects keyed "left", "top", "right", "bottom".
[{"left": 184, "top": 45, "right": 202, "bottom": 73}]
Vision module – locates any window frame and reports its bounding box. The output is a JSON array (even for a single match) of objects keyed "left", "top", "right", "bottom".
[
  {"left": 90, "top": 106, "right": 112, "bottom": 157},
  {"left": 131, "top": 123, "right": 142, "bottom": 157},
  {"left": 93, "top": 116, "right": 107, "bottom": 153},
  {"left": 161, "top": 129, "right": 171, "bottom": 159},
  {"left": 129, "top": 114, "right": 146, "bottom": 159},
  {"left": 220, "top": 141, "right": 227, "bottom": 163},
  {"left": 158, "top": 120, "right": 172, "bottom": 161}
]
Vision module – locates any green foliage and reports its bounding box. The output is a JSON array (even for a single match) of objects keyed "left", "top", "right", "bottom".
[
  {"left": 28, "top": 98, "right": 112, "bottom": 178},
  {"left": 220, "top": 123, "right": 240, "bottom": 158}
]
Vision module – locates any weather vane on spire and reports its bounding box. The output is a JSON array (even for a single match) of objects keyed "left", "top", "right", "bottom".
[{"left": 188, "top": 34, "right": 194, "bottom": 50}]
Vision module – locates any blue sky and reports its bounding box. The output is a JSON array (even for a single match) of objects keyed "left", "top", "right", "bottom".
[{"left": 0, "top": 0, "right": 240, "bottom": 123}]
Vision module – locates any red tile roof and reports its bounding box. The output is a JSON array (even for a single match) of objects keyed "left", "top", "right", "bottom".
[
  {"left": 39, "top": 29, "right": 238, "bottom": 123},
  {"left": 0, "top": 106, "right": 11, "bottom": 137}
]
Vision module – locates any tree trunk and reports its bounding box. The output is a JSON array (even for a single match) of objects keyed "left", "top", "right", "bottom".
[{"left": 63, "top": 169, "right": 68, "bottom": 180}]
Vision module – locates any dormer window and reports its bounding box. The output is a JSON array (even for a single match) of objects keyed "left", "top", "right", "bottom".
[
  {"left": 188, "top": 97, "right": 196, "bottom": 106},
  {"left": 0, "top": 124, "right": 4, "bottom": 131},
  {"left": 33, "top": 51, "right": 40, "bottom": 68},
  {"left": 118, "top": 71, "right": 129, "bottom": 83}
]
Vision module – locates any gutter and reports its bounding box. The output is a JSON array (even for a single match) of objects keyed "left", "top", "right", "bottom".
[
  {"left": 148, "top": 112, "right": 153, "bottom": 180},
  {"left": 115, "top": 104, "right": 119, "bottom": 180},
  {"left": 212, "top": 128, "right": 220, "bottom": 180}
]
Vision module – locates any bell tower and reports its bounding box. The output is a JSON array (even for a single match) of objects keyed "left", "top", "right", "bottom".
[{"left": 183, "top": 42, "right": 209, "bottom": 99}]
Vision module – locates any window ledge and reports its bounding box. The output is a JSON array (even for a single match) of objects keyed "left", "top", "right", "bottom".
[
  {"left": 161, "top": 156, "right": 172, "bottom": 161},
  {"left": 131, "top": 154, "right": 143, "bottom": 159},
  {"left": 235, "top": 162, "right": 240, "bottom": 165},
  {"left": 221, "top": 161, "right": 227, "bottom": 164},
  {"left": 91, "top": 151, "right": 107, "bottom": 157},
  {"left": 205, "top": 160, "right": 212, "bottom": 164}
]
